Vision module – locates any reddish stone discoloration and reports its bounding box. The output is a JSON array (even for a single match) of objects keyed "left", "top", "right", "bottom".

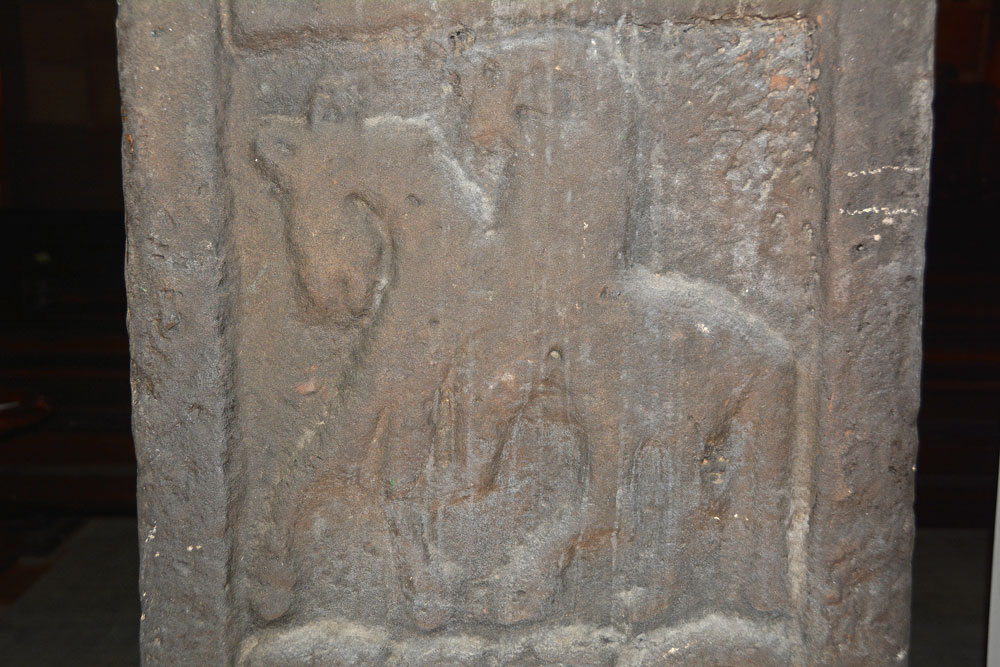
[{"left": 770, "top": 72, "right": 794, "bottom": 89}]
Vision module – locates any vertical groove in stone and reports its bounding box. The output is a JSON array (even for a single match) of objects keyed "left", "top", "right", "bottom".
[{"left": 216, "top": 0, "right": 240, "bottom": 661}]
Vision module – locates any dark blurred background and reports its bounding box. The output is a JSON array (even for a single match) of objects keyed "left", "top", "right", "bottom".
[
  {"left": 0, "top": 1, "right": 137, "bottom": 663},
  {"left": 0, "top": 0, "right": 997, "bottom": 664}
]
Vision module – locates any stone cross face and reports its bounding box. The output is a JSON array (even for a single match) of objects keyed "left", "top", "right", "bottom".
[{"left": 119, "top": 2, "right": 933, "bottom": 664}]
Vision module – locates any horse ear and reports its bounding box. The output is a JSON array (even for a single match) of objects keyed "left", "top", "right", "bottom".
[
  {"left": 253, "top": 116, "right": 305, "bottom": 189},
  {"left": 308, "top": 74, "right": 363, "bottom": 126}
]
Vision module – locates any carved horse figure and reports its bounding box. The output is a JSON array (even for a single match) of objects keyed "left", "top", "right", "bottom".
[{"left": 236, "top": 29, "right": 797, "bottom": 652}]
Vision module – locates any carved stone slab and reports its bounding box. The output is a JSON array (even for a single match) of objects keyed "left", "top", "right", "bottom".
[{"left": 119, "top": 1, "right": 933, "bottom": 664}]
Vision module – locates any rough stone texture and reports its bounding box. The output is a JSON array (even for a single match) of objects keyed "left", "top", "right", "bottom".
[{"left": 118, "top": 1, "right": 933, "bottom": 664}]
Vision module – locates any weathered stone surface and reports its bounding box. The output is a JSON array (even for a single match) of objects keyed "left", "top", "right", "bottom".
[{"left": 119, "top": 1, "right": 933, "bottom": 664}]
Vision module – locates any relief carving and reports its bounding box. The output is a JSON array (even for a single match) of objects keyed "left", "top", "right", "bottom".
[
  {"left": 228, "top": 21, "right": 812, "bottom": 663},
  {"left": 383, "top": 350, "right": 592, "bottom": 630},
  {"left": 120, "top": 1, "right": 933, "bottom": 663}
]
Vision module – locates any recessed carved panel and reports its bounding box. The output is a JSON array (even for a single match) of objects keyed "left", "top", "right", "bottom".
[{"left": 224, "top": 16, "right": 817, "bottom": 663}]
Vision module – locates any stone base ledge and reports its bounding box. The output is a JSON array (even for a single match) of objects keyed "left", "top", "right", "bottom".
[{"left": 239, "top": 613, "right": 794, "bottom": 665}]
